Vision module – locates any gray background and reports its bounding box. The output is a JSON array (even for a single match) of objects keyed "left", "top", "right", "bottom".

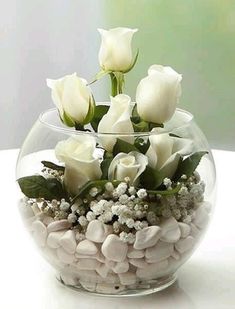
[{"left": 0, "top": 0, "right": 234, "bottom": 150}]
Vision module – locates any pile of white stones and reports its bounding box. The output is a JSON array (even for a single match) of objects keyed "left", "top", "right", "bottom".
[{"left": 18, "top": 199, "right": 211, "bottom": 294}]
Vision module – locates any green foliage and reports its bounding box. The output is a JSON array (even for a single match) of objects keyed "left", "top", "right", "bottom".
[
  {"left": 140, "top": 166, "right": 164, "bottom": 189},
  {"left": 18, "top": 175, "right": 67, "bottom": 201},
  {"left": 134, "top": 137, "right": 150, "bottom": 154},
  {"left": 101, "top": 157, "right": 113, "bottom": 179},
  {"left": 41, "top": 161, "right": 65, "bottom": 172},
  {"left": 90, "top": 105, "right": 109, "bottom": 131},
  {"left": 113, "top": 138, "right": 138, "bottom": 156},
  {"left": 70, "top": 179, "right": 121, "bottom": 204},
  {"left": 173, "top": 151, "right": 208, "bottom": 180}
]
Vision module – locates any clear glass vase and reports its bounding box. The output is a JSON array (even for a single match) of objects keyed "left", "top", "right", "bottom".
[{"left": 16, "top": 107, "right": 216, "bottom": 296}]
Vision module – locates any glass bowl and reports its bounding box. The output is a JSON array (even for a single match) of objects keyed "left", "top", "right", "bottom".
[{"left": 16, "top": 107, "right": 216, "bottom": 296}]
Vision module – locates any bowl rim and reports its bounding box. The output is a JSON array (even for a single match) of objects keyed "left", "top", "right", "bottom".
[{"left": 38, "top": 106, "right": 194, "bottom": 137}]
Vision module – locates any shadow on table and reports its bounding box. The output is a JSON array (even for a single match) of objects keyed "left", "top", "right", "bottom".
[{"left": 52, "top": 279, "right": 194, "bottom": 309}]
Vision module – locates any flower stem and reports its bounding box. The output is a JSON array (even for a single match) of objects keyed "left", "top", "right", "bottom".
[{"left": 110, "top": 72, "right": 124, "bottom": 96}]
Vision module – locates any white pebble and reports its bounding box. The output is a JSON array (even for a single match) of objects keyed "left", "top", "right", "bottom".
[
  {"left": 134, "top": 226, "right": 161, "bottom": 250},
  {"left": 127, "top": 247, "right": 145, "bottom": 259},
  {"left": 80, "top": 280, "right": 97, "bottom": 292},
  {"left": 60, "top": 230, "right": 77, "bottom": 254},
  {"left": 178, "top": 222, "right": 191, "bottom": 238},
  {"left": 145, "top": 241, "right": 174, "bottom": 263},
  {"left": 102, "top": 234, "right": 128, "bottom": 262},
  {"left": 47, "top": 220, "right": 71, "bottom": 233},
  {"left": 57, "top": 247, "right": 74, "bottom": 264},
  {"left": 96, "top": 264, "right": 110, "bottom": 278},
  {"left": 129, "top": 258, "right": 148, "bottom": 269},
  {"left": 175, "top": 236, "right": 195, "bottom": 254},
  {"left": 136, "top": 260, "right": 169, "bottom": 280},
  {"left": 32, "top": 220, "right": 47, "bottom": 247},
  {"left": 160, "top": 217, "right": 181, "bottom": 243},
  {"left": 190, "top": 223, "right": 200, "bottom": 238},
  {"left": 86, "top": 220, "right": 112, "bottom": 243},
  {"left": 193, "top": 205, "right": 209, "bottom": 229},
  {"left": 77, "top": 258, "right": 100, "bottom": 270},
  {"left": 47, "top": 230, "right": 65, "bottom": 248},
  {"left": 76, "top": 239, "right": 98, "bottom": 255},
  {"left": 119, "top": 272, "right": 136, "bottom": 285},
  {"left": 113, "top": 261, "right": 129, "bottom": 274},
  {"left": 96, "top": 283, "right": 125, "bottom": 294},
  {"left": 60, "top": 273, "right": 79, "bottom": 286}
]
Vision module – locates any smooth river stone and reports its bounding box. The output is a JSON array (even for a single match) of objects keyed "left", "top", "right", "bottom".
[
  {"left": 134, "top": 226, "right": 161, "bottom": 250},
  {"left": 193, "top": 205, "right": 209, "bottom": 229},
  {"left": 86, "top": 220, "right": 113, "bottom": 243},
  {"left": 145, "top": 241, "right": 174, "bottom": 263},
  {"left": 47, "top": 230, "right": 66, "bottom": 249},
  {"left": 171, "top": 250, "right": 181, "bottom": 260},
  {"left": 129, "top": 258, "right": 148, "bottom": 269},
  {"left": 57, "top": 247, "right": 75, "bottom": 264},
  {"left": 80, "top": 280, "right": 97, "bottom": 292},
  {"left": 190, "top": 223, "right": 200, "bottom": 238},
  {"left": 178, "top": 222, "right": 191, "bottom": 238},
  {"left": 113, "top": 261, "right": 129, "bottom": 274},
  {"left": 102, "top": 234, "right": 128, "bottom": 262},
  {"left": 32, "top": 220, "right": 47, "bottom": 247},
  {"left": 47, "top": 219, "right": 71, "bottom": 233},
  {"left": 119, "top": 272, "right": 137, "bottom": 285},
  {"left": 96, "top": 283, "right": 125, "bottom": 294},
  {"left": 76, "top": 239, "right": 98, "bottom": 255},
  {"left": 136, "top": 260, "right": 169, "bottom": 280},
  {"left": 127, "top": 247, "right": 145, "bottom": 259},
  {"left": 42, "top": 216, "right": 54, "bottom": 226},
  {"left": 60, "top": 273, "right": 79, "bottom": 286},
  {"left": 77, "top": 258, "right": 100, "bottom": 270},
  {"left": 60, "top": 230, "right": 77, "bottom": 254},
  {"left": 96, "top": 264, "right": 110, "bottom": 278},
  {"left": 175, "top": 236, "right": 195, "bottom": 254},
  {"left": 160, "top": 217, "right": 181, "bottom": 243}
]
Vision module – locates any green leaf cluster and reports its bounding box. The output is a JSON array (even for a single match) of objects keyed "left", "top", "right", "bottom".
[{"left": 18, "top": 175, "right": 67, "bottom": 201}]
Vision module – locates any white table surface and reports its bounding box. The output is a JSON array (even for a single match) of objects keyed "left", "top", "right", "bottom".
[{"left": 0, "top": 149, "right": 235, "bottom": 309}]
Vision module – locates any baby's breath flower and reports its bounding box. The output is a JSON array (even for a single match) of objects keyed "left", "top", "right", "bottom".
[
  {"left": 119, "top": 194, "right": 129, "bottom": 204},
  {"left": 67, "top": 213, "right": 77, "bottom": 223},
  {"left": 60, "top": 201, "right": 70, "bottom": 211},
  {"left": 163, "top": 178, "right": 172, "bottom": 189},
  {"left": 89, "top": 187, "right": 99, "bottom": 197},
  {"left": 126, "top": 218, "right": 135, "bottom": 228},
  {"left": 105, "top": 182, "right": 114, "bottom": 192},
  {"left": 78, "top": 215, "right": 88, "bottom": 226},
  {"left": 128, "top": 186, "right": 136, "bottom": 195},
  {"left": 86, "top": 211, "right": 96, "bottom": 222},
  {"left": 137, "top": 188, "right": 147, "bottom": 199}
]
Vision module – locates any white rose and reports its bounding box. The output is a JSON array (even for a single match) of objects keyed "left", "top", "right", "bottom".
[
  {"left": 98, "top": 94, "right": 134, "bottom": 152},
  {"left": 146, "top": 131, "right": 193, "bottom": 179},
  {"left": 108, "top": 151, "right": 148, "bottom": 185},
  {"left": 55, "top": 136, "right": 102, "bottom": 195},
  {"left": 136, "top": 65, "right": 182, "bottom": 124},
  {"left": 98, "top": 27, "right": 138, "bottom": 72},
  {"left": 47, "top": 73, "right": 94, "bottom": 127}
]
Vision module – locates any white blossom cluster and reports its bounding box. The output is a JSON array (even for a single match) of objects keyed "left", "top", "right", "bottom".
[{"left": 24, "top": 171, "right": 205, "bottom": 239}]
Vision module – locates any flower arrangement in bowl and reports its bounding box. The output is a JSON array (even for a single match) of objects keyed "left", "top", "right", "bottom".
[{"left": 16, "top": 27, "right": 216, "bottom": 296}]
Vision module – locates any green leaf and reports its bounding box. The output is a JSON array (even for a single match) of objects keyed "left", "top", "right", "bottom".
[
  {"left": 83, "top": 95, "right": 95, "bottom": 125},
  {"left": 146, "top": 184, "right": 181, "bottom": 196},
  {"left": 149, "top": 122, "right": 164, "bottom": 130},
  {"left": 41, "top": 161, "right": 65, "bottom": 172},
  {"left": 90, "top": 105, "right": 109, "bottom": 131},
  {"left": 173, "top": 151, "right": 208, "bottom": 181},
  {"left": 18, "top": 175, "right": 66, "bottom": 201},
  {"left": 101, "top": 158, "right": 113, "bottom": 179},
  {"left": 134, "top": 137, "right": 150, "bottom": 154},
  {"left": 88, "top": 70, "right": 111, "bottom": 85},
  {"left": 113, "top": 138, "right": 138, "bottom": 156},
  {"left": 140, "top": 166, "right": 164, "bottom": 189},
  {"left": 70, "top": 179, "right": 121, "bottom": 204},
  {"left": 132, "top": 120, "right": 149, "bottom": 132}
]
